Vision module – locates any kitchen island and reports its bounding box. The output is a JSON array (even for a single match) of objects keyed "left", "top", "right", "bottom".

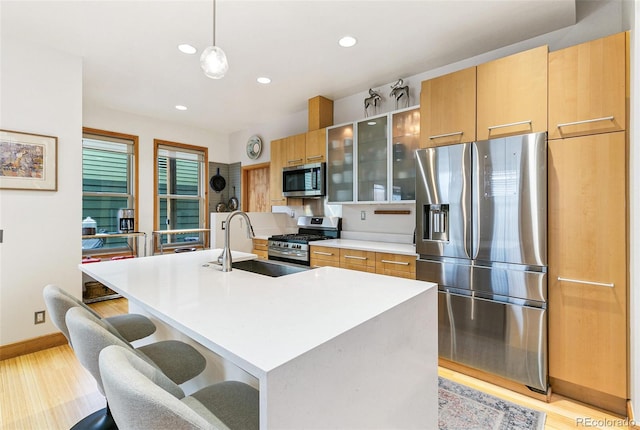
[{"left": 80, "top": 249, "right": 438, "bottom": 429}]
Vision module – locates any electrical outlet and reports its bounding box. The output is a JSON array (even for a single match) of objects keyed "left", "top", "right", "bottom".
[
  {"left": 34, "top": 310, "right": 45, "bottom": 324},
  {"left": 361, "top": 211, "right": 366, "bottom": 220}
]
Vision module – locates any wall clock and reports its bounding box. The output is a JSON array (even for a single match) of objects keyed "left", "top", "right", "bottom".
[{"left": 246, "top": 135, "right": 262, "bottom": 160}]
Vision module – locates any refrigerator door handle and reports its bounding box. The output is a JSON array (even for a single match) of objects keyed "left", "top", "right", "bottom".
[{"left": 470, "top": 142, "right": 480, "bottom": 259}]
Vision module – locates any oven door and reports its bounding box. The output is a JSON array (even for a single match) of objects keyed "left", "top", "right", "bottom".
[{"left": 268, "top": 241, "right": 310, "bottom": 265}]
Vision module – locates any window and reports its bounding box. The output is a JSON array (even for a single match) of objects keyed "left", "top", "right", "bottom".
[
  {"left": 82, "top": 129, "right": 138, "bottom": 254},
  {"left": 154, "top": 140, "right": 208, "bottom": 250}
]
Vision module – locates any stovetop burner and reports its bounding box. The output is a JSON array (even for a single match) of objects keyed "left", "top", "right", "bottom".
[
  {"left": 267, "top": 217, "right": 341, "bottom": 265},
  {"left": 268, "top": 233, "right": 329, "bottom": 244}
]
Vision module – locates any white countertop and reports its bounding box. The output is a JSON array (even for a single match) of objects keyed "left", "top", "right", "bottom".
[
  {"left": 315, "top": 238, "right": 418, "bottom": 256},
  {"left": 80, "top": 249, "right": 433, "bottom": 378}
]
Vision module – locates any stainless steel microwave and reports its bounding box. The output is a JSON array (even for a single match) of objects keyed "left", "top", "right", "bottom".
[{"left": 282, "top": 162, "right": 326, "bottom": 198}]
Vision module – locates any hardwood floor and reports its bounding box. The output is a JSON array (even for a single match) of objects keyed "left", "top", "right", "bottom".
[{"left": 0, "top": 298, "right": 633, "bottom": 429}]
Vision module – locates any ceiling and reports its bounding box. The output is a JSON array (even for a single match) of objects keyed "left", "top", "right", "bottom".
[{"left": 1, "top": 1, "right": 576, "bottom": 135}]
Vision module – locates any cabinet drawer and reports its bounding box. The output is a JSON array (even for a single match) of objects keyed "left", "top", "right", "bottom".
[
  {"left": 375, "top": 253, "right": 416, "bottom": 279},
  {"left": 340, "top": 248, "right": 376, "bottom": 272},
  {"left": 310, "top": 245, "right": 340, "bottom": 268}
]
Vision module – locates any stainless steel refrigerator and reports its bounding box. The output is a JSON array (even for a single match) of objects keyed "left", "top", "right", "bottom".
[{"left": 415, "top": 132, "right": 548, "bottom": 393}]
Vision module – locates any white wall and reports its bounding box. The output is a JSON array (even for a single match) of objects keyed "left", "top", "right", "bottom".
[
  {"left": 83, "top": 105, "right": 228, "bottom": 237},
  {"left": 228, "top": 110, "right": 307, "bottom": 167},
  {"left": 0, "top": 39, "right": 83, "bottom": 345}
]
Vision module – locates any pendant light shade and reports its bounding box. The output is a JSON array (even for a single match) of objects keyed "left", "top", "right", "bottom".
[
  {"left": 200, "top": 46, "right": 228, "bottom": 79},
  {"left": 200, "top": 0, "right": 228, "bottom": 79}
]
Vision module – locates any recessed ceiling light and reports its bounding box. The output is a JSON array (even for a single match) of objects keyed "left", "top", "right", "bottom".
[
  {"left": 367, "top": 121, "right": 376, "bottom": 126},
  {"left": 338, "top": 36, "right": 357, "bottom": 48},
  {"left": 178, "top": 44, "right": 197, "bottom": 54},
  {"left": 257, "top": 77, "right": 271, "bottom": 84},
  {"left": 175, "top": 105, "right": 188, "bottom": 111}
]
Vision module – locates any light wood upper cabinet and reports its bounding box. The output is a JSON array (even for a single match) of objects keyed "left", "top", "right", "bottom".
[
  {"left": 269, "top": 138, "right": 287, "bottom": 207},
  {"left": 548, "top": 32, "right": 626, "bottom": 140},
  {"left": 285, "top": 133, "right": 306, "bottom": 167},
  {"left": 477, "top": 45, "right": 548, "bottom": 140},
  {"left": 269, "top": 133, "right": 307, "bottom": 208},
  {"left": 548, "top": 131, "right": 627, "bottom": 404},
  {"left": 420, "top": 67, "right": 476, "bottom": 148},
  {"left": 305, "top": 128, "right": 326, "bottom": 164}
]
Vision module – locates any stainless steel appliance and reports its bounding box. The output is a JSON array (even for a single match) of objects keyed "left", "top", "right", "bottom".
[
  {"left": 268, "top": 216, "right": 341, "bottom": 265},
  {"left": 282, "top": 162, "right": 326, "bottom": 198},
  {"left": 415, "top": 132, "right": 548, "bottom": 393},
  {"left": 117, "top": 208, "right": 135, "bottom": 233}
]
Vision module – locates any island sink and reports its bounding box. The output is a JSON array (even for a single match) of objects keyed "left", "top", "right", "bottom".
[{"left": 231, "top": 259, "right": 309, "bottom": 277}]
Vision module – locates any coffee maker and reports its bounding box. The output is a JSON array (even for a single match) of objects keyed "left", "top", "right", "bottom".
[{"left": 117, "top": 208, "right": 135, "bottom": 233}]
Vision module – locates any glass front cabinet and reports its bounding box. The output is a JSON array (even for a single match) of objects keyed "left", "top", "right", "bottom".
[
  {"left": 327, "top": 106, "right": 419, "bottom": 204},
  {"left": 327, "top": 123, "right": 354, "bottom": 203}
]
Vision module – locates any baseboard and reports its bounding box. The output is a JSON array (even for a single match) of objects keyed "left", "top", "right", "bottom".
[
  {"left": 438, "top": 358, "right": 552, "bottom": 402},
  {"left": 0, "top": 332, "right": 67, "bottom": 361},
  {"left": 549, "top": 376, "right": 628, "bottom": 417},
  {"left": 628, "top": 400, "right": 639, "bottom": 429}
]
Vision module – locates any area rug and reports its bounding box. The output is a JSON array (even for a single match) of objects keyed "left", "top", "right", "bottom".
[{"left": 439, "top": 377, "right": 546, "bottom": 430}]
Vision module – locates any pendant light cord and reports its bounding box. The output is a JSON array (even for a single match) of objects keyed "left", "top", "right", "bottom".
[{"left": 212, "top": 0, "right": 216, "bottom": 46}]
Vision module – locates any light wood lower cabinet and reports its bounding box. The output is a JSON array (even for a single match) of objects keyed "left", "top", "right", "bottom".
[
  {"left": 310, "top": 245, "right": 416, "bottom": 279},
  {"left": 548, "top": 131, "right": 628, "bottom": 413},
  {"left": 340, "top": 248, "right": 376, "bottom": 273},
  {"left": 309, "top": 245, "right": 340, "bottom": 268},
  {"left": 252, "top": 238, "right": 268, "bottom": 260},
  {"left": 375, "top": 252, "right": 416, "bottom": 279}
]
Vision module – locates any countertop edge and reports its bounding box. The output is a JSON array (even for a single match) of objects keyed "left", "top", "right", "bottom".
[{"left": 312, "top": 239, "right": 418, "bottom": 256}]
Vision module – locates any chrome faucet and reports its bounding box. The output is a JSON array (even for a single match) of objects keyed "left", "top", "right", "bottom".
[{"left": 218, "top": 211, "right": 255, "bottom": 272}]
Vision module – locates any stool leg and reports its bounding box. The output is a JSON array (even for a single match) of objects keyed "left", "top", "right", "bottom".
[{"left": 70, "top": 404, "right": 117, "bottom": 430}]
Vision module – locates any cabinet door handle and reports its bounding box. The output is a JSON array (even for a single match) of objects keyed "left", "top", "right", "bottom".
[
  {"left": 556, "top": 116, "right": 614, "bottom": 128},
  {"left": 287, "top": 158, "right": 304, "bottom": 164},
  {"left": 313, "top": 251, "right": 334, "bottom": 256},
  {"left": 380, "top": 259, "right": 410, "bottom": 266},
  {"left": 428, "top": 131, "right": 463, "bottom": 140},
  {"left": 344, "top": 255, "right": 367, "bottom": 260},
  {"left": 306, "top": 155, "right": 323, "bottom": 161},
  {"left": 487, "top": 120, "right": 532, "bottom": 130},
  {"left": 557, "top": 276, "right": 614, "bottom": 288}
]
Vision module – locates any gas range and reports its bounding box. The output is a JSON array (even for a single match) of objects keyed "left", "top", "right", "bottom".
[{"left": 268, "top": 217, "right": 341, "bottom": 265}]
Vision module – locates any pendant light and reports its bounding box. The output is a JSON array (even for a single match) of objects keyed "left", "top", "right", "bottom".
[{"left": 200, "top": 0, "right": 228, "bottom": 79}]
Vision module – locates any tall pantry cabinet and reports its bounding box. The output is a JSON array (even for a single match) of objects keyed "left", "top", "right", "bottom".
[{"left": 547, "top": 32, "right": 629, "bottom": 416}]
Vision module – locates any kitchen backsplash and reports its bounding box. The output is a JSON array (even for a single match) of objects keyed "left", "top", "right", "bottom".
[{"left": 340, "top": 203, "right": 415, "bottom": 244}]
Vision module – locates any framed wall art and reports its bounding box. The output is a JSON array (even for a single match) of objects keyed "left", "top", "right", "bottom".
[{"left": 0, "top": 129, "right": 58, "bottom": 191}]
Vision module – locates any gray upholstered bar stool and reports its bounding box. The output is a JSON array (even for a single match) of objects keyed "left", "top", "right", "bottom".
[
  {"left": 100, "top": 345, "right": 259, "bottom": 430},
  {"left": 43, "top": 284, "right": 156, "bottom": 344},
  {"left": 65, "top": 306, "right": 207, "bottom": 430}
]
